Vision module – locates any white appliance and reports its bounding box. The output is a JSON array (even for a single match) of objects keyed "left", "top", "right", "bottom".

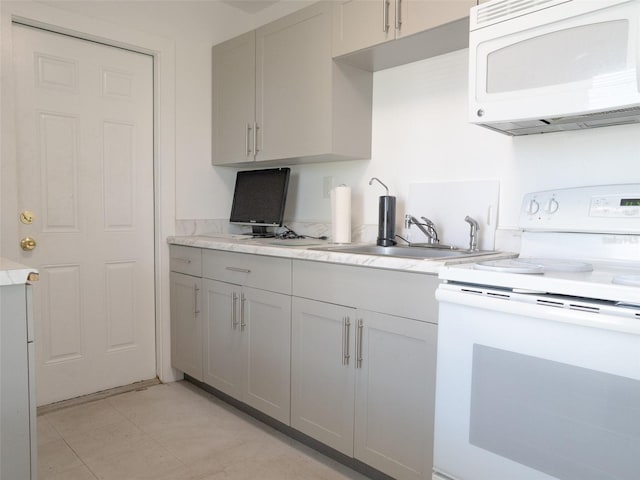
[
  {"left": 469, "top": 0, "right": 640, "bottom": 135},
  {"left": 433, "top": 184, "right": 640, "bottom": 480}
]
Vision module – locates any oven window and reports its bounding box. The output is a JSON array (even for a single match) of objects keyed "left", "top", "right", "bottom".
[{"left": 470, "top": 345, "right": 640, "bottom": 480}]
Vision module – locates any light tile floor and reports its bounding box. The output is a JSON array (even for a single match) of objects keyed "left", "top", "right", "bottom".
[{"left": 38, "top": 381, "right": 369, "bottom": 480}]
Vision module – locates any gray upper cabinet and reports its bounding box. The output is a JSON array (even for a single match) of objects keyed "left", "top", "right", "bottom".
[
  {"left": 332, "top": 0, "right": 476, "bottom": 72},
  {"left": 212, "top": 1, "right": 373, "bottom": 166},
  {"left": 212, "top": 31, "right": 256, "bottom": 166}
]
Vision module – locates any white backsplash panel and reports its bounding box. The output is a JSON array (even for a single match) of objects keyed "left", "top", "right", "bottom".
[{"left": 406, "top": 180, "right": 500, "bottom": 251}]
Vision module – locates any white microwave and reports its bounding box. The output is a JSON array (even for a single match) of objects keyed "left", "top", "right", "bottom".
[{"left": 469, "top": 0, "right": 640, "bottom": 135}]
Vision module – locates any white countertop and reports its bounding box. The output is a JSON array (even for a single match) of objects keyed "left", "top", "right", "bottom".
[
  {"left": 167, "top": 235, "right": 514, "bottom": 274},
  {"left": 0, "top": 258, "right": 38, "bottom": 286}
]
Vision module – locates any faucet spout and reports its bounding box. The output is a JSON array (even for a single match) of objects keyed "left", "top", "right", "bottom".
[
  {"left": 464, "top": 215, "right": 480, "bottom": 251},
  {"left": 405, "top": 215, "right": 439, "bottom": 244},
  {"left": 369, "top": 177, "right": 389, "bottom": 196}
]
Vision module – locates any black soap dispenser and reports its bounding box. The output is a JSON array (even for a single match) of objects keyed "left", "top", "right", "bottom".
[{"left": 369, "top": 177, "right": 397, "bottom": 247}]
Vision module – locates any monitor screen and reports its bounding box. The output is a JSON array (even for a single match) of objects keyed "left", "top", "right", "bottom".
[{"left": 229, "top": 167, "right": 290, "bottom": 236}]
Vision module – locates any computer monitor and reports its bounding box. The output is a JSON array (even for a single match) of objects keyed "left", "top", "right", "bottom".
[{"left": 229, "top": 167, "right": 291, "bottom": 237}]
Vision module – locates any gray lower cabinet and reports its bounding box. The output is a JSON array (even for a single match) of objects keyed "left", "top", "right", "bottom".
[
  {"left": 170, "top": 272, "right": 203, "bottom": 381},
  {"left": 201, "top": 251, "right": 292, "bottom": 425},
  {"left": 170, "top": 246, "right": 203, "bottom": 381},
  {"left": 201, "top": 279, "right": 292, "bottom": 424},
  {"left": 1, "top": 282, "right": 36, "bottom": 480},
  {"left": 169, "top": 247, "right": 438, "bottom": 479},
  {"left": 291, "top": 297, "right": 437, "bottom": 480},
  {"left": 291, "top": 259, "right": 439, "bottom": 479}
]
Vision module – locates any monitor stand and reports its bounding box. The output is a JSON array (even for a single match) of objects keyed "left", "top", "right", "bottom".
[{"left": 250, "top": 226, "right": 274, "bottom": 238}]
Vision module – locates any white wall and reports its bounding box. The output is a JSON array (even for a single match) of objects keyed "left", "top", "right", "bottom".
[{"left": 278, "top": 48, "right": 640, "bottom": 233}]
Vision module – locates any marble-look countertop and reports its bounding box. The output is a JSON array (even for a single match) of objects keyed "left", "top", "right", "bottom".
[
  {"left": 168, "top": 235, "right": 515, "bottom": 274},
  {"left": 0, "top": 258, "right": 38, "bottom": 286}
]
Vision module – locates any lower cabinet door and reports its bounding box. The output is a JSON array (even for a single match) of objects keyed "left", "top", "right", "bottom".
[
  {"left": 291, "top": 297, "right": 356, "bottom": 456},
  {"left": 202, "top": 279, "right": 243, "bottom": 399},
  {"left": 242, "top": 287, "right": 292, "bottom": 425},
  {"left": 354, "top": 310, "right": 437, "bottom": 480},
  {"left": 170, "top": 272, "right": 203, "bottom": 380}
]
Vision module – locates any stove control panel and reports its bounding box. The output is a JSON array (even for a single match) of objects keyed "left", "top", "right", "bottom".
[{"left": 520, "top": 184, "right": 640, "bottom": 234}]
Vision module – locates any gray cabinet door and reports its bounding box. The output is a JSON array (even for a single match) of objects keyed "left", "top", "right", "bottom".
[
  {"left": 202, "top": 279, "right": 243, "bottom": 399},
  {"left": 170, "top": 272, "right": 203, "bottom": 381},
  {"left": 354, "top": 310, "right": 437, "bottom": 479},
  {"left": 291, "top": 297, "right": 356, "bottom": 456},
  {"left": 255, "top": 1, "right": 333, "bottom": 162},
  {"left": 212, "top": 31, "right": 256, "bottom": 165},
  {"left": 332, "top": 0, "right": 395, "bottom": 58},
  {"left": 242, "top": 287, "right": 292, "bottom": 425},
  {"left": 398, "top": 0, "right": 475, "bottom": 38}
]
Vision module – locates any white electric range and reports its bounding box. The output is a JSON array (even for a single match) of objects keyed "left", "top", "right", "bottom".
[{"left": 433, "top": 184, "right": 640, "bottom": 480}]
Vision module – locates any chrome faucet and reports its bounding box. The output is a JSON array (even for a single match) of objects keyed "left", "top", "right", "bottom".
[
  {"left": 464, "top": 215, "right": 480, "bottom": 251},
  {"left": 405, "top": 215, "right": 439, "bottom": 244}
]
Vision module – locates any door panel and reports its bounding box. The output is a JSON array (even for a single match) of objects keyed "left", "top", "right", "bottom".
[
  {"left": 242, "top": 287, "right": 291, "bottom": 425},
  {"left": 291, "top": 297, "right": 355, "bottom": 456},
  {"left": 10, "top": 25, "right": 155, "bottom": 405}
]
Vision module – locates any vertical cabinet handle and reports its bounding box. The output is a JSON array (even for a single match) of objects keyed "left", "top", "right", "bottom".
[
  {"left": 395, "top": 0, "right": 402, "bottom": 30},
  {"left": 240, "top": 292, "right": 247, "bottom": 331},
  {"left": 382, "top": 0, "right": 390, "bottom": 33},
  {"left": 231, "top": 292, "right": 238, "bottom": 330},
  {"left": 194, "top": 285, "right": 200, "bottom": 315},
  {"left": 342, "top": 316, "right": 351, "bottom": 365},
  {"left": 246, "top": 123, "right": 253, "bottom": 157},
  {"left": 253, "top": 122, "right": 259, "bottom": 157},
  {"left": 356, "top": 319, "right": 364, "bottom": 369}
]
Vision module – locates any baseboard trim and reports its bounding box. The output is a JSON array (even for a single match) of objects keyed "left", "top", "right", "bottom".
[
  {"left": 184, "top": 375, "right": 393, "bottom": 480},
  {"left": 37, "top": 377, "right": 161, "bottom": 415}
]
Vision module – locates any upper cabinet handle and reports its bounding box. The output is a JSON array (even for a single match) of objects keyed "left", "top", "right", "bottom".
[
  {"left": 395, "top": 0, "right": 402, "bottom": 30},
  {"left": 383, "top": 0, "right": 390, "bottom": 33},
  {"left": 253, "top": 122, "right": 260, "bottom": 157},
  {"left": 246, "top": 123, "right": 253, "bottom": 157}
]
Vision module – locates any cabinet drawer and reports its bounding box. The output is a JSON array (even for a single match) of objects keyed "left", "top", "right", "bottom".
[
  {"left": 203, "top": 250, "right": 291, "bottom": 294},
  {"left": 292, "top": 260, "right": 439, "bottom": 323},
  {"left": 170, "top": 245, "right": 202, "bottom": 276}
]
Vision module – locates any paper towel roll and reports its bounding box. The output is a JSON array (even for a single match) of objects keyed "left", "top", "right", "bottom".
[{"left": 331, "top": 185, "right": 351, "bottom": 244}]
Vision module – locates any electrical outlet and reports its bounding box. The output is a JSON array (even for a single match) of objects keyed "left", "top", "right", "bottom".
[{"left": 322, "top": 176, "right": 334, "bottom": 198}]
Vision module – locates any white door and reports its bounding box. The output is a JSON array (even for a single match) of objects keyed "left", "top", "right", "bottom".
[{"left": 9, "top": 24, "right": 156, "bottom": 406}]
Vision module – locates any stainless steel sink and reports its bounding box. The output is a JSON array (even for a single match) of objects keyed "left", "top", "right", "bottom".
[{"left": 309, "top": 244, "right": 496, "bottom": 260}]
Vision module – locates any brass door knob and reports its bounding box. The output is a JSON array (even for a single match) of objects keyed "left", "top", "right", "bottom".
[{"left": 20, "top": 237, "right": 37, "bottom": 251}]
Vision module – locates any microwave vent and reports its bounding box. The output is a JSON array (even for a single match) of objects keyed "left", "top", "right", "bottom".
[{"left": 472, "top": 0, "right": 571, "bottom": 30}]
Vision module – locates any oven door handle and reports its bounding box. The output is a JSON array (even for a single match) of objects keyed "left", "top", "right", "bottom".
[{"left": 436, "top": 286, "right": 640, "bottom": 335}]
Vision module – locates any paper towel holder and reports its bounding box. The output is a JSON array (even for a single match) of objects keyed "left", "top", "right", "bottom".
[{"left": 369, "top": 177, "right": 397, "bottom": 247}]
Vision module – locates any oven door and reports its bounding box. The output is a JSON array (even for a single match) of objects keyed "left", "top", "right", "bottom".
[{"left": 433, "top": 285, "right": 640, "bottom": 480}]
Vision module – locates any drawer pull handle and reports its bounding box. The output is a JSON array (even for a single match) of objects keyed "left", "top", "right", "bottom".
[
  {"left": 225, "top": 266, "right": 251, "bottom": 274},
  {"left": 174, "top": 257, "right": 192, "bottom": 264}
]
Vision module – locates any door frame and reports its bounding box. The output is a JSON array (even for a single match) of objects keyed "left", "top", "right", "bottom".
[{"left": 0, "top": 2, "right": 180, "bottom": 383}]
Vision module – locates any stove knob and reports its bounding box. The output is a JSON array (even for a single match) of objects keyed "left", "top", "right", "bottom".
[
  {"left": 544, "top": 198, "right": 559, "bottom": 214},
  {"left": 526, "top": 199, "right": 540, "bottom": 215}
]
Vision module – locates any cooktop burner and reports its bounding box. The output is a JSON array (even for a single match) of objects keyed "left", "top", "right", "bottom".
[{"left": 474, "top": 258, "right": 594, "bottom": 274}]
